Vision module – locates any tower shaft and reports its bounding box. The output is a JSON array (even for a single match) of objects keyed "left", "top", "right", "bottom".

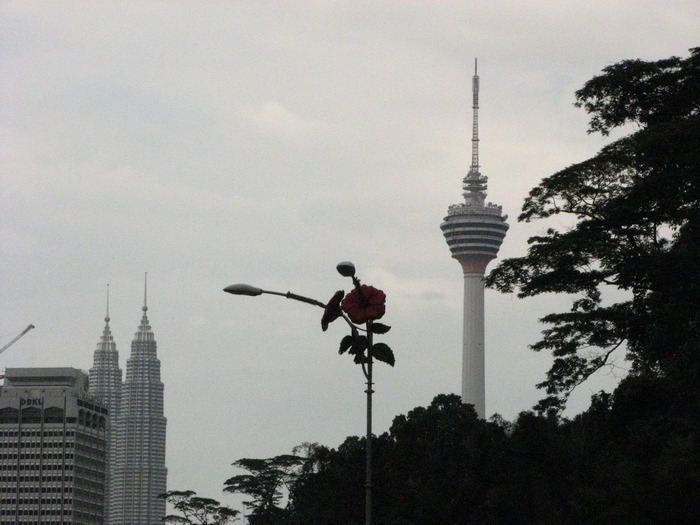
[{"left": 463, "top": 274, "right": 485, "bottom": 416}]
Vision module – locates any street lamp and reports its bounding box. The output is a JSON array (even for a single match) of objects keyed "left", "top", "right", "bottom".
[
  {"left": 223, "top": 284, "right": 325, "bottom": 307},
  {"left": 223, "top": 263, "right": 394, "bottom": 525}
]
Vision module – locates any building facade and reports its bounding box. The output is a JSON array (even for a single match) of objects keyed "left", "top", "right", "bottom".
[
  {"left": 0, "top": 368, "right": 107, "bottom": 525},
  {"left": 441, "top": 61, "right": 509, "bottom": 417}
]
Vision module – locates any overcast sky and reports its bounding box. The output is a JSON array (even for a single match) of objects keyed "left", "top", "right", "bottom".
[{"left": 2, "top": 0, "right": 698, "bottom": 508}]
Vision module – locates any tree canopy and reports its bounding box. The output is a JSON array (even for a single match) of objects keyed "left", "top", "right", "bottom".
[
  {"left": 223, "top": 454, "right": 304, "bottom": 525},
  {"left": 486, "top": 47, "right": 700, "bottom": 411},
  {"left": 159, "top": 490, "right": 239, "bottom": 525},
  {"left": 285, "top": 389, "right": 699, "bottom": 524}
]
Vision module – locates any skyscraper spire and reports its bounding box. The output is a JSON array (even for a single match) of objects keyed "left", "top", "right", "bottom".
[
  {"left": 94, "top": 284, "right": 116, "bottom": 355},
  {"left": 136, "top": 272, "right": 154, "bottom": 342},
  {"left": 441, "top": 61, "right": 509, "bottom": 417}
]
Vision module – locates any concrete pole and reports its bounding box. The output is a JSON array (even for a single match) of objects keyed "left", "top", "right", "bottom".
[{"left": 462, "top": 272, "right": 486, "bottom": 418}]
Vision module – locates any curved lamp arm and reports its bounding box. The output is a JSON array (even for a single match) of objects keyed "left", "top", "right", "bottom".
[{"left": 224, "top": 284, "right": 325, "bottom": 308}]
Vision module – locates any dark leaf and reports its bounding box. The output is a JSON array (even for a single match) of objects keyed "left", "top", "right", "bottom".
[
  {"left": 353, "top": 352, "right": 366, "bottom": 364},
  {"left": 338, "top": 335, "right": 354, "bottom": 355},
  {"left": 370, "top": 343, "right": 395, "bottom": 366},
  {"left": 348, "top": 335, "right": 368, "bottom": 355},
  {"left": 370, "top": 322, "right": 392, "bottom": 334}
]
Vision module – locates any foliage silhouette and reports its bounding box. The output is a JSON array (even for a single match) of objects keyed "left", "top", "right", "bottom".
[
  {"left": 160, "top": 490, "right": 239, "bottom": 524},
  {"left": 224, "top": 455, "right": 304, "bottom": 525},
  {"left": 485, "top": 47, "right": 700, "bottom": 411}
]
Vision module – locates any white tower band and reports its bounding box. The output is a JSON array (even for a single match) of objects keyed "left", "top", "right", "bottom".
[{"left": 441, "top": 60, "right": 509, "bottom": 417}]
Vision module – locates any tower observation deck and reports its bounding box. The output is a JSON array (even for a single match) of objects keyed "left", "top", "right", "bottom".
[{"left": 440, "top": 60, "right": 508, "bottom": 417}]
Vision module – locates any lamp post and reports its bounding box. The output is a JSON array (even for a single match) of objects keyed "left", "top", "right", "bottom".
[
  {"left": 335, "top": 261, "right": 374, "bottom": 525},
  {"left": 224, "top": 262, "right": 393, "bottom": 525}
]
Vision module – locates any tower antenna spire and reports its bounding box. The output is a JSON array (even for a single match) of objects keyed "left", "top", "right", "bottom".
[
  {"left": 143, "top": 272, "right": 148, "bottom": 312},
  {"left": 470, "top": 57, "right": 480, "bottom": 175},
  {"left": 106, "top": 283, "right": 110, "bottom": 322}
]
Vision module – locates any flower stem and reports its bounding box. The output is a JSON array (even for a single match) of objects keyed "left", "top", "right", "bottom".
[{"left": 339, "top": 312, "right": 367, "bottom": 332}]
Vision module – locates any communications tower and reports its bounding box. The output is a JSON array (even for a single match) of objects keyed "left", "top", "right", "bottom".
[{"left": 440, "top": 60, "right": 509, "bottom": 417}]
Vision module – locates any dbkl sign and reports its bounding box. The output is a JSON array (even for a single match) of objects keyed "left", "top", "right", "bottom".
[{"left": 20, "top": 398, "right": 44, "bottom": 406}]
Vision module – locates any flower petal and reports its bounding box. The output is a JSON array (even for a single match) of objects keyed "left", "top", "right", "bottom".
[{"left": 321, "top": 290, "right": 345, "bottom": 331}]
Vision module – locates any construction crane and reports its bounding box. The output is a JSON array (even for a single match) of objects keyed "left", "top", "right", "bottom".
[{"left": 0, "top": 324, "right": 35, "bottom": 355}]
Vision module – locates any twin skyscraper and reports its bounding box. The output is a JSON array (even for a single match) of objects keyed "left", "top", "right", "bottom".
[{"left": 89, "top": 280, "right": 167, "bottom": 524}]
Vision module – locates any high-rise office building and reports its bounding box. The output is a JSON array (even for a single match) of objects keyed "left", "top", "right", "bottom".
[
  {"left": 441, "top": 60, "right": 509, "bottom": 417},
  {"left": 0, "top": 368, "right": 107, "bottom": 525},
  {"left": 88, "top": 290, "right": 122, "bottom": 525},
  {"left": 109, "top": 283, "right": 167, "bottom": 525}
]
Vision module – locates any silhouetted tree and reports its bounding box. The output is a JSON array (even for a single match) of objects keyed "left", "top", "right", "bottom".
[
  {"left": 288, "top": 395, "right": 509, "bottom": 524},
  {"left": 224, "top": 454, "right": 304, "bottom": 525},
  {"left": 486, "top": 47, "right": 700, "bottom": 411},
  {"left": 160, "top": 490, "right": 239, "bottom": 524}
]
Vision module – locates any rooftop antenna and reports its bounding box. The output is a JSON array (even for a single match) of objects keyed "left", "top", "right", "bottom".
[{"left": 470, "top": 57, "right": 480, "bottom": 175}]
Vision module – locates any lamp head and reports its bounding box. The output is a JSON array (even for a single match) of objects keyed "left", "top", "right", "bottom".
[
  {"left": 336, "top": 261, "right": 356, "bottom": 277},
  {"left": 223, "top": 284, "right": 263, "bottom": 296}
]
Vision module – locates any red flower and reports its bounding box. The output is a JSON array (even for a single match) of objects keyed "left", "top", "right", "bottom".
[
  {"left": 321, "top": 290, "right": 345, "bottom": 331},
  {"left": 341, "top": 285, "right": 386, "bottom": 324}
]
